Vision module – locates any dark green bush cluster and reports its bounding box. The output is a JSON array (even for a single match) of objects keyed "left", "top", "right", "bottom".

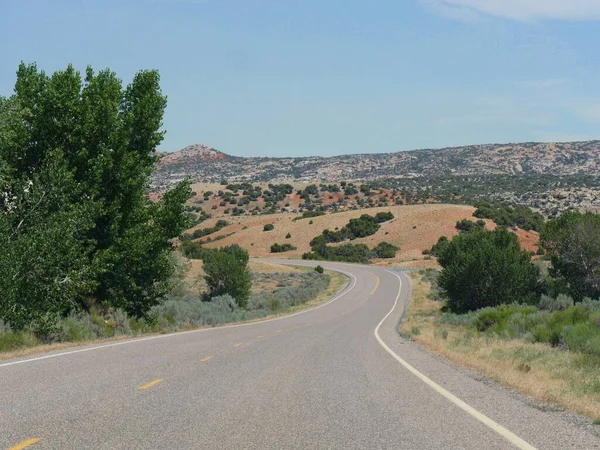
[
  {"left": 293, "top": 211, "right": 325, "bottom": 221},
  {"left": 270, "top": 243, "right": 297, "bottom": 253},
  {"left": 263, "top": 223, "right": 275, "bottom": 231},
  {"left": 437, "top": 227, "right": 539, "bottom": 313},
  {"left": 303, "top": 243, "right": 372, "bottom": 264},
  {"left": 303, "top": 212, "right": 397, "bottom": 263},
  {"left": 455, "top": 219, "right": 485, "bottom": 233},
  {"left": 310, "top": 212, "right": 394, "bottom": 247},
  {"left": 473, "top": 201, "right": 544, "bottom": 231},
  {"left": 180, "top": 240, "right": 208, "bottom": 259},
  {"left": 372, "top": 242, "right": 399, "bottom": 258},
  {"left": 182, "top": 220, "right": 229, "bottom": 240}
]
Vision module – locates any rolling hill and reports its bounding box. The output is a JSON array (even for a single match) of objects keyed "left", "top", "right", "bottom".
[{"left": 152, "top": 141, "right": 600, "bottom": 190}]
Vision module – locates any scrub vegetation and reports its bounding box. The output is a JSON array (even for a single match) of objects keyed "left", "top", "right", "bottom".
[
  {"left": 0, "top": 255, "right": 340, "bottom": 357},
  {"left": 403, "top": 210, "right": 600, "bottom": 420},
  {"left": 302, "top": 212, "right": 399, "bottom": 263}
]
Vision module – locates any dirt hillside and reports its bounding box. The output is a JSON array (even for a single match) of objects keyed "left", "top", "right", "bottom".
[{"left": 191, "top": 204, "right": 520, "bottom": 265}]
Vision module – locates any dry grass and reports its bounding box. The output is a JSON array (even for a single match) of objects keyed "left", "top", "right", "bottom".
[
  {"left": 401, "top": 273, "right": 600, "bottom": 421},
  {"left": 0, "top": 334, "right": 138, "bottom": 360}
]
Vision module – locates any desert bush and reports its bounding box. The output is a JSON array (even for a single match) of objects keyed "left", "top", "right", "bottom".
[
  {"left": 270, "top": 243, "right": 297, "bottom": 253},
  {"left": 539, "top": 294, "right": 574, "bottom": 312},
  {"left": 263, "top": 223, "right": 275, "bottom": 231},
  {"left": 455, "top": 219, "right": 485, "bottom": 233},
  {"left": 372, "top": 241, "right": 399, "bottom": 258},
  {"left": 438, "top": 228, "right": 539, "bottom": 313}
]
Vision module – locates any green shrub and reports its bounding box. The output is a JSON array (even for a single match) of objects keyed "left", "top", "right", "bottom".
[
  {"left": 372, "top": 242, "right": 399, "bottom": 258},
  {"left": 270, "top": 243, "right": 297, "bottom": 253},
  {"left": 203, "top": 245, "right": 252, "bottom": 307},
  {"left": 314, "top": 265, "right": 324, "bottom": 274},
  {"left": 438, "top": 228, "right": 539, "bottom": 313},
  {"left": 474, "top": 201, "right": 544, "bottom": 231},
  {"left": 455, "top": 219, "right": 485, "bottom": 233},
  {"left": 541, "top": 211, "right": 600, "bottom": 301},
  {"left": 180, "top": 240, "right": 206, "bottom": 259},
  {"left": 539, "top": 294, "right": 574, "bottom": 312},
  {"left": 263, "top": 223, "right": 275, "bottom": 231},
  {"left": 286, "top": 233, "right": 292, "bottom": 239}
]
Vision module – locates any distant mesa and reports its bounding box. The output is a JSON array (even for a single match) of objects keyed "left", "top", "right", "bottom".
[
  {"left": 151, "top": 140, "right": 600, "bottom": 189},
  {"left": 159, "top": 144, "right": 227, "bottom": 165}
]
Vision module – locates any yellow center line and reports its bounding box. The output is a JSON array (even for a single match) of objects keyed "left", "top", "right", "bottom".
[
  {"left": 137, "top": 378, "right": 164, "bottom": 390},
  {"left": 200, "top": 356, "right": 214, "bottom": 362},
  {"left": 256, "top": 335, "right": 264, "bottom": 339},
  {"left": 8, "top": 438, "right": 41, "bottom": 450},
  {"left": 233, "top": 343, "right": 243, "bottom": 347},
  {"left": 369, "top": 273, "right": 381, "bottom": 295}
]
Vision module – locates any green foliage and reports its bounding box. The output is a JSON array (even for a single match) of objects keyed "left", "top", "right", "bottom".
[
  {"left": 372, "top": 242, "right": 399, "bottom": 258},
  {"left": 180, "top": 240, "right": 207, "bottom": 259},
  {"left": 305, "top": 212, "right": 396, "bottom": 263},
  {"left": 270, "top": 243, "right": 297, "bottom": 253},
  {"left": 203, "top": 245, "right": 252, "bottom": 307},
  {"left": 310, "top": 212, "right": 394, "bottom": 247},
  {"left": 374, "top": 211, "right": 394, "bottom": 222},
  {"left": 303, "top": 243, "right": 371, "bottom": 264},
  {"left": 540, "top": 211, "right": 600, "bottom": 301},
  {"left": 314, "top": 265, "right": 324, "bottom": 274},
  {"left": 263, "top": 223, "right": 275, "bottom": 231},
  {"left": 444, "top": 301, "right": 600, "bottom": 357},
  {"left": 293, "top": 211, "right": 325, "bottom": 221},
  {"left": 438, "top": 228, "right": 539, "bottom": 313},
  {"left": 428, "top": 236, "right": 449, "bottom": 256},
  {"left": 285, "top": 232, "right": 292, "bottom": 239},
  {"left": 455, "top": 219, "right": 485, "bottom": 233},
  {"left": 473, "top": 201, "right": 544, "bottom": 231},
  {"left": 0, "top": 63, "right": 190, "bottom": 329},
  {"left": 185, "top": 219, "right": 229, "bottom": 240}
]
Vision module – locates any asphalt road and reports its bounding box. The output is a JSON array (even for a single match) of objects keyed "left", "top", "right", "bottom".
[{"left": 1, "top": 260, "right": 599, "bottom": 449}]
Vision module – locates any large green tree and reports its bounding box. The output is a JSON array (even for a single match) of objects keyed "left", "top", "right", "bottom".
[
  {"left": 540, "top": 211, "right": 600, "bottom": 301},
  {"left": 438, "top": 227, "right": 539, "bottom": 313},
  {"left": 0, "top": 63, "right": 190, "bottom": 329}
]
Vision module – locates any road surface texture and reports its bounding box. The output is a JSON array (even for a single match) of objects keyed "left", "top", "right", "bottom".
[{"left": 1, "top": 260, "right": 599, "bottom": 449}]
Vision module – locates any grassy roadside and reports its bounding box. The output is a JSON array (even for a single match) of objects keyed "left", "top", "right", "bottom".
[
  {"left": 401, "top": 271, "right": 600, "bottom": 421},
  {"left": 0, "top": 269, "right": 346, "bottom": 361}
]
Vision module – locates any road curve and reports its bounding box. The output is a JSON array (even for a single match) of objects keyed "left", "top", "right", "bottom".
[{"left": 1, "top": 260, "right": 599, "bottom": 449}]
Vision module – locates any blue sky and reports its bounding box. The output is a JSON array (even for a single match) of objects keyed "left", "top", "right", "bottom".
[{"left": 1, "top": 0, "right": 599, "bottom": 156}]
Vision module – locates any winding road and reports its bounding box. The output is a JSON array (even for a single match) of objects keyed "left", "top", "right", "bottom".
[{"left": 1, "top": 261, "right": 599, "bottom": 449}]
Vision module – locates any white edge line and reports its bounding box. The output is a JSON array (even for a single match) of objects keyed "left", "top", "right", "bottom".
[
  {"left": 375, "top": 269, "right": 537, "bottom": 450},
  {"left": 0, "top": 269, "right": 357, "bottom": 369}
]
